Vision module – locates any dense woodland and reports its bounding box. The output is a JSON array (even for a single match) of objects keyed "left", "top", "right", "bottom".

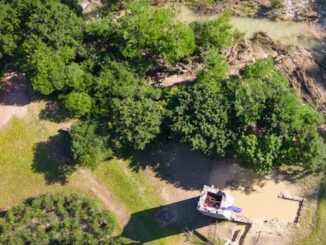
[{"left": 0, "top": 0, "right": 325, "bottom": 175}]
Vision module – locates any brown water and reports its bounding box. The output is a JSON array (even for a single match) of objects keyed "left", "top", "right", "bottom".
[{"left": 177, "top": 6, "right": 326, "bottom": 51}]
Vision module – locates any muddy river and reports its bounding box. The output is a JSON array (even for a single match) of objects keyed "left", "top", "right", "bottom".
[{"left": 177, "top": 6, "right": 326, "bottom": 52}]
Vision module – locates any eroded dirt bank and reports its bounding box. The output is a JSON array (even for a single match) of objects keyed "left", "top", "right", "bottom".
[{"left": 224, "top": 32, "right": 326, "bottom": 116}]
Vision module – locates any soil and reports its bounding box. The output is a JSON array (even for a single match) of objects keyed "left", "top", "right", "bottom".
[
  {"left": 224, "top": 32, "right": 326, "bottom": 116},
  {"left": 0, "top": 73, "right": 29, "bottom": 130},
  {"left": 141, "top": 143, "right": 316, "bottom": 244},
  {"left": 77, "top": 169, "right": 130, "bottom": 227}
]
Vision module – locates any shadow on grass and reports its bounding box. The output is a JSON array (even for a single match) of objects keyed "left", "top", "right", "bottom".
[
  {"left": 121, "top": 197, "right": 215, "bottom": 244},
  {"left": 39, "top": 101, "right": 71, "bottom": 123},
  {"left": 32, "top": 133, "right": 76, "bottom": 184},
  {"left": 120, "top": 142, "right": 267, "bottom": 193}
]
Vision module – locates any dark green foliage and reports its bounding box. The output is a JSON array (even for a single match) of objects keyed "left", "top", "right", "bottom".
[
  {"left": 94, "top": 60, "right": 164, "bottom": 150},
  {"left": 63, "top": 92, "right": 93, "bottom": 117},
  {"left": 114, "top": 1, "right": 195, "bottom": 62},
  {"left": 70, "top": 122, "right": 112, "bottom": 168},
  {"left": 109, "top": 97, "right": 165, "bottom": 150},
  {"left": 233, "top": 58, "right": 325, "bottom": 173},
  {"left": 171, "top": 84, "right": 232, "bottom": 158},
  {"left": 171, "top": 57, "right": 325, "bottom": 174},
  {"left": 0, "top": 0, "right": 83, "bottom": 72},
  {"left": 170, "top": 52, "right": 231, "bottom": 158},
  {"left": 17, "top": 0, "right": 83, "bottom": 49},
  {"left": 0, "top": 192, "right": 115, "bottom": 244},
  {"left": 236, "top": 134, "right": 282, "bottom": 174},
  {"left": 0, "top": 3, "right": 19, "bottom": 63}
]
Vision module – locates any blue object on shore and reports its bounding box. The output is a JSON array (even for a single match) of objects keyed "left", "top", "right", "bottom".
[{"left": 221, "top": 206, "right": 242, "bottom": 213}]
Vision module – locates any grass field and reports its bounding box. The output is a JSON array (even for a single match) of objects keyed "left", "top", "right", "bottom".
[
  {"left": 94, "top": 160, "right": 183, "bottom": 244},
  {"left": 297, "top": 181, "right": 326, "bottom": 245},
  {"left": 0, "top": 102, "right": 182, "bottom": 244},
  {"left": 1, "top": 102, "right": 326, "bottom": 245}
]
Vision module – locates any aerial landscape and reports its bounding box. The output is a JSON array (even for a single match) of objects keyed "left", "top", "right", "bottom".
[{"left": 0, "top": 0, "right": 326, "bottom": 244}]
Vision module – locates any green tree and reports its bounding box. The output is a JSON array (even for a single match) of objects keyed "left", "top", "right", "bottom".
[
  {"left": 70, "top": 122, "right": 112, "bottom": 168},
  {"left": 236, "top": 134, "right": 282, "bottom": 174},
  {"left": 0, "top": 3, "right": 20, "bottom": 65},
  {"left": 63, "top": 92, "right": 93, "bottom": 117},
  {"left": 94, "top": 60, "right": 159, "bottom": 115},
  {"left": 115, "top": 1, "right": 195, "bottom": 62},
  {"left": 109, "top": 97, "right": 164, "bottom": 150},
  {"left": 193, "top": 12, "right": 239, "bottom": 49},
  {"left": 0, "top": 193, "right": 115, "bottom": 244},
  {"left": 170, "top": 83, "right": 232, "bottom": 158},
  {"left": 170, "top": 51, "right": 231, "bottom": 158},
  {"left": 234, "top": 58, "right": 326, "bottom": 172},
  {"left": 17, "top": 0, "right": 83, "bottom": 49},
  {"left": 28, "top": 43, "right": 75, "bottom": 95}
]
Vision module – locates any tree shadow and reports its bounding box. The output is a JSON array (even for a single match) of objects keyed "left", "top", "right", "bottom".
[
  {"left": 0, "top": 72, "right": 33, "bottom": 106},
  {"left": 32, "top": 133, "right": 76, "bottom": 184},
  {"left": 124, "top": 143, "right": 268, "bottom": 193},
  {"left": 39, "top": 101, "right": 71, "bottom": 123},
  {"left": 121, "top": 197, "right": 216, "bottom": 243}
]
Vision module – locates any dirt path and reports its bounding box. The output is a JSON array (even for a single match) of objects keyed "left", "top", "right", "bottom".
[
  {"left": 0, "top": 73, "right": 29, "bottom": 130},
  {"left": 77, "top": 168, "right": 130, "bottom": 227}
]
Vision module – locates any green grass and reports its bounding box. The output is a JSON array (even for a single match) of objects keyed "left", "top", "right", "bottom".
[
  {"left": 0, "top": 103, "right": 89, "bottom": 208},
  {"left": 94, "top": 160, "right": 183, "bottom": 245},
  {"left": 297, "top": 181, "right": 326, "bottom": 245}
]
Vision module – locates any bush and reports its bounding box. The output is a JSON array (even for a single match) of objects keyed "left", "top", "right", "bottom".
[
  {"left": 0, "top": 192, "right": 115, "bottom": 244},
  {"left": 70, "top": 122, "right": 112, "bottom": 168},
  {"left": 63, "top": 92, "right": 93, "bottom": 117},
  {"left": 193, "top": 12, "right": 240, "bottom": 49},
  {"left": 115, "top": 1, "right": 195, "bottom": 63}
]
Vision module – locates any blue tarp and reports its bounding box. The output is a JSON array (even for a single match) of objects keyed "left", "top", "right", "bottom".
[{"left": 221, "top": 206, "right": 242, "bottom": 213}]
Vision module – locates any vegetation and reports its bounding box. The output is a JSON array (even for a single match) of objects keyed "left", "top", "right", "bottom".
[
  {"left": 170, "top": 57, "right": 325, "bottom": 174},
  {"left": 70, "top": 122, "right": 112, "bottom": 168},
  {"left": 0, "top": 193, "right": 115, "bottom": 244},
  {"left": 1, "top": 0, "right": 325, "bottom": 174},
  {"left": 114, "top": 1, "right": 195, "bottom": 63},
  {"left": 298, "top": 181, "right": 326, "bottom": 245}
]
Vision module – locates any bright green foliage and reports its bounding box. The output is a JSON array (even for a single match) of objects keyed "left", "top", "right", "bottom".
[
  {"left": 0, "top": 193, "right": 115, "bottom": 244},
  {"left": 193, "top": 12, "right": 239, "bottom": 48},
  {"left": 28, "top": 44, "right": 75, "bottom": 95},
  {"left": 115, "top": 1, "right": 195, "bottom": 62},
  {"left": 171, "top": 83, "right": 232, "bottom": 158},
  {"left": 63, "top": 92, "right": 93, "bottom": 117},
  {"left": 0, "top": 3, "right": 19, "bottom": 63},
  {"left": 196, "top": 48, "right": 228, "bottom": 85},
  {"left": 29, "top": 44, "right": 67, "bottom": 95},
  {"left": 236, "top": 134, "right": 282, "bottom": 174},
  {"left": 109, "top": 97, "right": 164, "bottom": 150},
  {"left": 65, "top": 62, "right": 92, "bottom": 92},
  {"left": 70, "top": 122, "right": 112, "bottom": 168}
]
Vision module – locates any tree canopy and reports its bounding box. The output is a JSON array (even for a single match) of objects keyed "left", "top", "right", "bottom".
[
  {"left": 112, "top": 1, "right": 195, "bottom": 63},
  {"left": 0, "top": 193, "right": 115, "bottom": 244},
  {"left": 0, "top": 0, "right": 324, "bottom": 174}
]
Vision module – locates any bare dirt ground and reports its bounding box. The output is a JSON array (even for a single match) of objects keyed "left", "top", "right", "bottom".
[
  {"left": 0, "top": 73, "right": 29, "bottom": 130},
  {"left": 139, "top": 143, "right": 319, "bottom": 244}
]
